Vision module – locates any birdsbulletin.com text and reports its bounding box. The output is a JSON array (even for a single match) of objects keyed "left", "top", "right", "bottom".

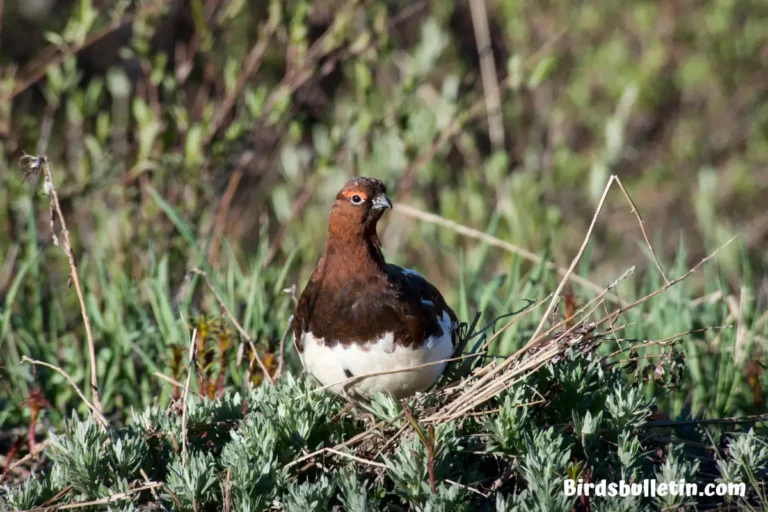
[{"left": 564, "top": 479, "right": 746, "bottom": 498}]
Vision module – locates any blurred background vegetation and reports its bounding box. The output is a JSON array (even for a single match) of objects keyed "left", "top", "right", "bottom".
[{"left": 0, "top": 0, "right": 766, "bottom": 447}]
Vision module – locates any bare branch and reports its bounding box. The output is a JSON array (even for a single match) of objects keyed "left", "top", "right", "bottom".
[
  {"left": 21, "top": 357, "right": 108, "bottom": 428},
  {"left": 20, "top": 154, "right": 102, "bottom": 414}
]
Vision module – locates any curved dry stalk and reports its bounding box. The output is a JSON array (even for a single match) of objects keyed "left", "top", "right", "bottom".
[
  {"left": 395, "top": 204, "right": 616, "bottom": 301},
  {"left": 190, "top": 268, "right": 274, "bottom": 384},
  {"left": 600, "top": 326, "right": 728, "bottom": 362},
  {"left": 529, "top": 176, "right": 616, "bottom": 343},
  {"left": 21, "top": 357, "right": 108, "bottom": 428},
  {"left": 594, "top": 236, "right": 738, "bottom": 328},
  {"left": 434, "top": 239, "right": 736, "bottom": 422},
  {"left": 19, "top": 155, "right": 104, "bottom": 414},
  {"left": 614, "top": 177, "right": 670, "bottom": 287},
  {"left": 439, "top": 267, "right": 631, "bottom": 418}
]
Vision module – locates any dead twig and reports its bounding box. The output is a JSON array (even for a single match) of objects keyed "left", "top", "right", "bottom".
[
  {"left": 20, "top": 154, "right": 103, "bottom": 414},
  {"left": 600, "top": 326, "right": 727, "bottom": 362},
  {"left": 4, "top": 439, "right": 50, "bottom": 477},
  {"left": 435, "top": 237, "right": 736, "bottom": 423},
  {"left": 20, "top": 357, "right": 108, "bottom": 428},
  {"left": 22, "top": 482, "right": 163, "bottom": 511},
  {"left": 528, "top": 173, "right": 674, "bottom": 348},
  {"left": 285, "top": 446, "right": 387, "bottom": 471},
  {"left": 223, "top": 468, "right": 233, "bottom": 512},
  {"left": 445, "top": 478, "right": 490, "bottom": 498},
  {"left": 140, "top": 468, "right": 164, "bottom": 507}
]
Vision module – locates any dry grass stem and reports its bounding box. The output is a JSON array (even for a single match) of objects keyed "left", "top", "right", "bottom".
[
  {"left": 412, "top": 182, "right": 737, "bottom": 426},
  {"left": 432, "top": 237, "right": 735, "bottom": 423},
  {"left": 601, "top": 326, "right": 728, "bottom": 362},
  {"left": 181, "top": 328, "right": 198, "bottom": 467},
  {"left": 21, "top": 155, "right": 103, "bottom": 414},
  {"left": 529, "top": 175, "right": 616, "bottom": 344},
  {"left": 595, "top": 236, "right": 738, "bottom": 328},
  {"left": 469, "top": 0, "right": 504, "bottom": 150},
  {"left": 153, "top": 371, "right": 204, "bottom": 398},
  {"left": 446, "top": 269, "right": 628, "bottom": 418},
  {"left": 223, "top": 468, "right": 232, "bottom": 512},
  {"left": 5, "top": 439, "right": 50, "bottom": 476},
  {"left": 614, "top": 177, "right": 671, "bottom": 286},
  {"left": 20, "top": 357, "right": 108, "bottom": 428},
  {"left": 140, "top": 468, "right": 163, "bottom": 505},
  {"left": 445, "top": 478, "right": 490, "bottom": 498},
  {"left": 286, "top": 444, "right": 387, "bottom": 470},
  {"left": 438, "top": 305, "right": 603, "bottom": 422},
  {"left": 395, "top": 203, "right": 617, "bottom": 301},
  {"left": 190, "top": 268, "right": 274, "bottom": 384},
  {"left": 22, "top": 482, "right": 163, "bottom": 511},
  {"left": 324, "top": 448, "right": 387, "bottom": 468}
]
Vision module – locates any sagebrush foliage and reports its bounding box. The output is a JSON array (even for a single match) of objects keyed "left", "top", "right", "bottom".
[{"left": 3, "top": 356, "right": 767, "bottom": 511}]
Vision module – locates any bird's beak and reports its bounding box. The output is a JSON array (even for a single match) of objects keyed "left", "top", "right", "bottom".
[{"left": 372, "top": 193, "right": 392, "bottom": 210}]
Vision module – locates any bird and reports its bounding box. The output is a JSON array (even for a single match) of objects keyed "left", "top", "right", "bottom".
[{"left": 294, "top": 177, "right": 459, "bottom": 399}]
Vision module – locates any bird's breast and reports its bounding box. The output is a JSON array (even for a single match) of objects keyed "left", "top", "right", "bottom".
[{"left": 299, "top": 310, "right": 455, "bottom": 399}]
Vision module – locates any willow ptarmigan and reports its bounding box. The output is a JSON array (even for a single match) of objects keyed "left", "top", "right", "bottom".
[{"left": 294, "top": 177, "right": 458, "bottom": 399}]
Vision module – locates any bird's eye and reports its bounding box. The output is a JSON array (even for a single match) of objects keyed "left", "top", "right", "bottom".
[{"left": 351, "top": 195, "right": 363, "bottom": 205}]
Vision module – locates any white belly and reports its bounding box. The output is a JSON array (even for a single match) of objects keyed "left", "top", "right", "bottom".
[{"left": 300, "top": 311, "right": 455, "bottom": 399}]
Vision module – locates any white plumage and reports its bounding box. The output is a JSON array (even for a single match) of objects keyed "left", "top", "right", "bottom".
[{"left": 300, "top": 310, "right": 455, "bottom": 398}]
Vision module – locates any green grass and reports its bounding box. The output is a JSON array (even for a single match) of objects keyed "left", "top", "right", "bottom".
[
  {"left": 0, "top": 0, "right": 766, "bottom": 507},
  {"left": 0, "top": 184, "right": 764, "bottom": 429}
]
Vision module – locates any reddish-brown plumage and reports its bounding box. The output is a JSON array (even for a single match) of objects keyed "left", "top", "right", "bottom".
[{"left": 294, "top": 177, "right": 458, "bottom": 398}]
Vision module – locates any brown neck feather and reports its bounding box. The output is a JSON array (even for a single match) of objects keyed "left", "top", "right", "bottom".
[{"left": 325, "top": 227, "right": 385, "bottom": 273}]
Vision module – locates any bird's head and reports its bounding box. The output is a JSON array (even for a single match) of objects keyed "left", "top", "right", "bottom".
[{"left": 328, "top": 177, "right": 391, "bottom": 239}]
